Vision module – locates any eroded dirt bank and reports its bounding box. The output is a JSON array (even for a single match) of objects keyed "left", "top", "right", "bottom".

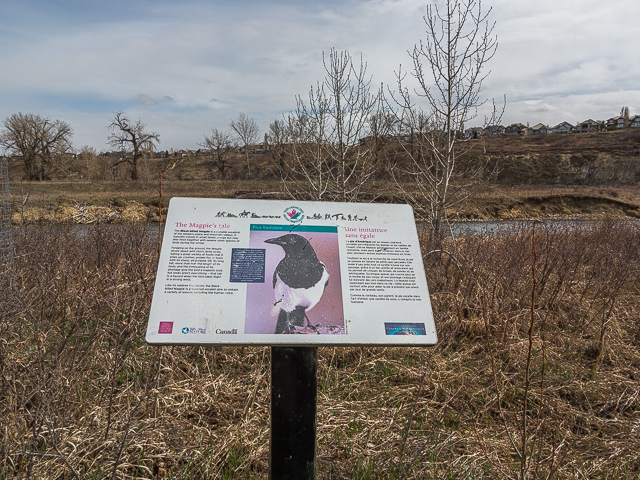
[{"left": 9, "top": 186, "right": 640, "bottom": 224}]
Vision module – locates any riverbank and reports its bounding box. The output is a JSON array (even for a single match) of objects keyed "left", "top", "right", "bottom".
[
  {"left": 457, "top": 184, "right": 640, "bottom": 220},
  {"left": 7, "top": 181, "right": 640, "bottom": 224}
]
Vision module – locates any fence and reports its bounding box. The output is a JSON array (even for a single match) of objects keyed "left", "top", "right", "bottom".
[{"left": 0, "top": 156, "right": 13, "bottom": 276}]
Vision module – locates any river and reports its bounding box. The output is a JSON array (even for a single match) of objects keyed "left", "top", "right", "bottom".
[{"left": 13, "top": 217, "right": 640, "bottom": 239}]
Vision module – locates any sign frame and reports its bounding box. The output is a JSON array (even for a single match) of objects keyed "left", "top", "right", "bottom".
[{"left": 145, "top": 197, "right": 437, "bottom": 347}]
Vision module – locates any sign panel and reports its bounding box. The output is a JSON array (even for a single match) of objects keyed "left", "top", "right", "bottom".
[{"left": 146, "top": 198, "right": 437, "bottom": 345}]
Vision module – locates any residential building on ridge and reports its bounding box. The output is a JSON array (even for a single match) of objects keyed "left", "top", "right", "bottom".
[
  {"left": 528, "top": 123, "right": 549, "bottom": 135},
  {"left": 361, "top": 111, "right": 636, "bottom": 144},
  {"left": 606, "top": 116, "right": 628, "bottom": 130},
  {"left": 484, "top": 125, "right": 505, "bottom": 136},
  {"left": 575, "top": 119, "right": 601, "bottom": 133},
  {"left": 505, "top": 123, "right": 527, "bottom": 135},
  {"left": 464, "top": 127, "right": 484, "bottom": 138},
  {"left": 551, "top": 122, "right": 573, "bottom": 134}
]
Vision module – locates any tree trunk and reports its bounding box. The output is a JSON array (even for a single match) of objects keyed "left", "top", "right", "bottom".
[{"left": 131, "top": 156, "right": 139, "bottom": 181}]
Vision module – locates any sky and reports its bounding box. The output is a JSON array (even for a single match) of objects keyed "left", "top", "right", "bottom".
[{"left": 1, "top": 0, "right": 639, "bottom": 151}]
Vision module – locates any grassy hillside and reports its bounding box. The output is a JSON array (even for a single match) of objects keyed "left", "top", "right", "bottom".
[{"left": 484, "top": 130, "right": 640, "bottom": 186}]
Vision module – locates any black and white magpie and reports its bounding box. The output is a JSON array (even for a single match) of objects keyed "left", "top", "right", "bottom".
[{"left": 264, "top": 234, "right": 330, "bottom": 334}]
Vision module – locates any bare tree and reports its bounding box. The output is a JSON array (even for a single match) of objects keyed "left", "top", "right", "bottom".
[
  {"left": 367, "top": 111, "right": 399, "bottom": 178},
  {"left": 0, "top": 113, "right": 73, "bottom": 180},
  {"left": 620, "top": 106, "right": 630, "bottom": 128},
  {"left": 230, "top": 113, "right": 259, "bottom": 178},
  {"left": 265, "top": 119, "right": 290, "bottom": 177},
  {"left": 77, "top": 145, "right": 107, "bottom": 181},
  {"left": 391, "top": 0, "right": 500, "bottom": 240},
  {"left": 281, "top": 49, "right": 383, "bottom": 202},
  {"left": 107, "top": 112, "right": 160, "bottom": 181},
  {"left": 201, "top": 128, "right": 235, "bottom": 179}
]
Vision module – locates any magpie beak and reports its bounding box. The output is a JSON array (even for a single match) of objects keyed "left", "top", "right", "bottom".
[{"left": 265, "top": 234, "right": 329, "bottom": 334}]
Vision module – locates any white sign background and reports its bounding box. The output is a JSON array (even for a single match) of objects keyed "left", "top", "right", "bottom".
[{"left": 145, "top": 198, "right": 437, "bottom": 346}]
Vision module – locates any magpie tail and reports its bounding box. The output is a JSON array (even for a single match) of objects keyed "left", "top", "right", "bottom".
[{"left": 275, "top": 306, "right": 307, "bottom": 334}]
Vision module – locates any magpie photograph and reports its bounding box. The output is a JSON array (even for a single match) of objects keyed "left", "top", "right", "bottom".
[
  {"left": 266, "top": 233, "right": 329, "bottom": 334},
  {"left": 243, "top": 228, "right": 345, "bottom": 335}
]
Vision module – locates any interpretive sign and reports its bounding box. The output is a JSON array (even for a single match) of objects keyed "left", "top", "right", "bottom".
[{"left": 146, "top": 198, "right": 436, "bottom": 346}]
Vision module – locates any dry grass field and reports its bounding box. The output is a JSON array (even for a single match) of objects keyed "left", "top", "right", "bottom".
[
  {"left": 1, "top": 219, "right": 639, "bottom": 479},
  {"left": 2, "top": 130, "right": 640, "bottom": 478}
]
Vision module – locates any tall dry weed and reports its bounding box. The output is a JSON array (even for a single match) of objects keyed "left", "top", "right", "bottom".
[
  {"left": 414, "top": 218, "right": 640, "bottom": 479},
  {"left": 1, "top": 219, "right": 639, "bottom": 479}
]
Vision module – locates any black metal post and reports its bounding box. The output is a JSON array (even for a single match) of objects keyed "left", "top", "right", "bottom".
[{"left": 270, "top": 346, "right": 317, "bottom": 480}]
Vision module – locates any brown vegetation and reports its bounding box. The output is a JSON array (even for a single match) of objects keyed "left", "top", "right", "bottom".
[
  {"left": 483, "top": 128, "right": 640, "bottom": 157},
  {"left": 1, "top": 219, "right": 639, "bottom": 478},
  {"left": 4, "top": 128, "right": 640, "bottom": 225},
  {"left": 7, "top": 179, "right": 640, "bottom": 225}
]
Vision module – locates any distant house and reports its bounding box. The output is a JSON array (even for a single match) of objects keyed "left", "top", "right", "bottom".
[
  {"left": 253, "top": 142, "right": 272, "bottom": 153},
  {"left": 464, "top": 127, "right": 484, "bottom": 139},
  {"left": 484, "top": 125, "right": 505, "bottom": 136},
  {"left": 551, "top": 121, "right": 573, "bottom": 134},
  {"left": 505, "top": 123, "right": 527, "bottom": 135},
  {"left": 630, "top": 115, "right": 640, "bottom": 128},
  {"left": 575, "top": 119, "right": 600, "bottom": 133},
  {"left": 606, "top": 116, "right": 627, "bottom": 130},
  {"left": 392, "top": 134, "right": 411, "bottom": 143},
  {"left": 528, "top": 123, "right": 549, "bottom": 135}
]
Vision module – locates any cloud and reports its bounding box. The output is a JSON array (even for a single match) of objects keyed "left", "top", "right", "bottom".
[
  {"left": 486, "top": 0, "right": 640, "bottom": 106},
  {"left": 1, "top": 0, "right": 639, "bottom": 149},
  {"left": 137, "top": 94, "right": 158, "bottom": 105}
]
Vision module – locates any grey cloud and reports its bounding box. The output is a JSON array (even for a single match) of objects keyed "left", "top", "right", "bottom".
[
  {"left": 521, "top": 101, "right": 558, "bottom": 115},
  {"left": 137, "top": 94, "right": 158, "bottom": 105},
  {"left": 251, "top": 57, "right": 272, "bottom": 66},
  {"left": 3, "top": 0, "right": 640, "bottom": 150}
]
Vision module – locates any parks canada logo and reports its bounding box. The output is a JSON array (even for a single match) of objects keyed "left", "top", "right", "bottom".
[{"left": 283, "top": 206, "right": 304, "bottom": 223}]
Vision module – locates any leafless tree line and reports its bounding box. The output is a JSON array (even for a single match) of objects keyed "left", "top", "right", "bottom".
[
  {"left": 200, "top": 112, "right": 259, "bottom": 180},
  {"left": 0, "top": 111, "right": 161, "bottom": 182}
]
